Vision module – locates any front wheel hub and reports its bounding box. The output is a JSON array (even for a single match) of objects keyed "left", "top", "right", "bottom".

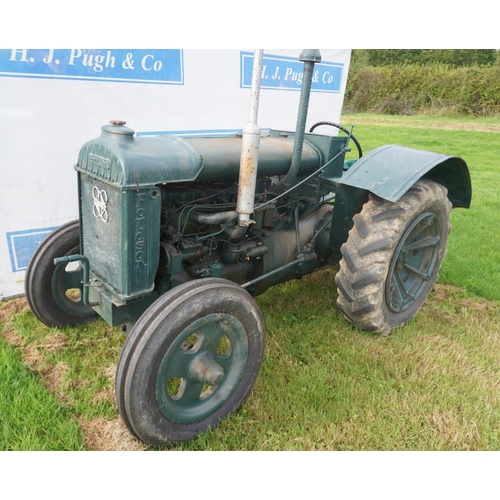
[{"left": 189, "top": 353, "right": 225, "bottom": 386}]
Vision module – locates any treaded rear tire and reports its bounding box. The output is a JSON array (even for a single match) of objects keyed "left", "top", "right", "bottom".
[{"left": 335, "top": 179, "right": 452, "bottom": 335}]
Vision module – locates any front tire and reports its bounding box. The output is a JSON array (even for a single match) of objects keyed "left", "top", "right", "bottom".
[
  {"left": 115, "top": 278, "right": 266, "bottom": 447},
  {"left": 335, "top": 179, "right": 452, "bottom": 335}
]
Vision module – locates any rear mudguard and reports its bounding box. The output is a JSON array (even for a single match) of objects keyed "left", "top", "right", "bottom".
[
  {"left": 340, "top": 144, "right": 471, "bottom": 208},
  {"left": 329, "top": 144, "right": 471, "bottom": 259}
]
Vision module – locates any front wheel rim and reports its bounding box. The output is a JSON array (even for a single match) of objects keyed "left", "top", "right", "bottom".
[
  {"left": 51, "top": 244, "right": 95, "bottom": 319},
  {"left": 155, "top": 312, "right": 249, "bottom": 424},
  {"left": 386, "top": 212, "right": 441, "bottom": 313}
]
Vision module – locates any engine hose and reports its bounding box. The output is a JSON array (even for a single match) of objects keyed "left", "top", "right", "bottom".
[{"left": 309, "top": 121, "right": 363, "bottom": 158}]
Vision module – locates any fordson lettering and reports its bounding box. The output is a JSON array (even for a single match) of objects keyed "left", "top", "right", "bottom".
[{"left": 134, "top": 193, "right": 147, "bottom": 269}]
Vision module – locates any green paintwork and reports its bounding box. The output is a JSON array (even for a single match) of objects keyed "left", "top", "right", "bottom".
[
  {"left": 385, "top": 211, "right": 441, "bottom": 313},
  {"left": 76, "top": 123, "right": 204, "bottom": 187},
  {"left": 35, "top": 37, "right": 471, "bottom": 338},
  {"left": 25, "top": 49, "right": 474, "bottom": 448},
  {"left": 76, "top": 123, "right": 331, "bottom": 188},
  {"left": 88, "top": 284, "right": 158, "bottom": 326},
  {"left": 303, "top": 132, "right": 349, "bottom": 178},
  {"left": 51, "top": 253, "right": 96, "bottom": 320},
  {"left": 79, "top": 174, "right": 161, "bottom": 300},
  {"left": 73, "top": 123, "right": 348, "bottom": 308},
  {"left": 155, "top": 313, "right": 248, "bottom": 424},
  {"left": 53, "top": 254, "right": 97, "bottom": 308},
  {"left": 327, "top": 182, "right": 369, "bottom": 260},
  {"left": 340, "top": 144, "right": 472, "bottom": 208},
  {"left": 300, "top": 49, "right": 322, "bottom": 63},
  {"left": 69, "top": 121, "right": 471, "bottom": 328}
]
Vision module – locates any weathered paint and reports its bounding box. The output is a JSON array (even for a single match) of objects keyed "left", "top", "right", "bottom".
[
  {"left": 76, "top": 126, "right": 323, "bottom": 188},
  {"left": 237, "top": 49, "right": 263, "bottom": 222},
  {"left": 340, "top": 144, "right": 472, "bottom": 208}
]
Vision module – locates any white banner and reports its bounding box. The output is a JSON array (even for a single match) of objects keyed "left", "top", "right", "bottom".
[{"left": 0, "top": 48, "right": 351, "bottom": 299}]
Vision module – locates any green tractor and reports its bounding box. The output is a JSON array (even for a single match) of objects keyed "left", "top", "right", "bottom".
[{"left": 25, "top": 50, "right": 471, "bottom": 446}]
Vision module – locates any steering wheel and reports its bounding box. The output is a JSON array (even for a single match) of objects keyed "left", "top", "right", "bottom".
[{"left": 309, "top": 121, "right": 363, "bottom": 158}]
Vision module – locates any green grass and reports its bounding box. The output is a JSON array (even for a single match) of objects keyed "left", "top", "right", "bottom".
[
  {"left": 342, "top": 113, "right": 500, "bottom": 301},
  {"left": 0, "top": 334, "right": 84, "bottom": 450},
  {"left": 2, "top": 113, "right": 500, "bottom": 450},
  {"left": 182, "top": 275, "right": 500, "bottom": 451}
]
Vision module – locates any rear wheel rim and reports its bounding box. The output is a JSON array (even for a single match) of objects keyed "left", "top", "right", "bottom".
[{"left": 386, "top": 212, "right": 441, "bottom": 313}]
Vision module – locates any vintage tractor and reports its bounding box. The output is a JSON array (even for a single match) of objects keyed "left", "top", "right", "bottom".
[{"left": 25, "top": 50, "right": 471, "bottom": 447}]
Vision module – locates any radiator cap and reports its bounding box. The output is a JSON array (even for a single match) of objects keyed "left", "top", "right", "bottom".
[{"left": 101, "top": 120, "right": 135, "bottom": 136}]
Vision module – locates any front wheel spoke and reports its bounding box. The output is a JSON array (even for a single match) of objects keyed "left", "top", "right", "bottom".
[
  {"left": 403, "top": 236, "right": 440, "bottom": 252},
  {"left": 201, "top": 328, "right": 225, "bottom": 354},
  {"left": 163, "top": 351, "right": 192, "bottom": 379},
  {"left": 200, "top": 317, "right": 237, "bottom": 353},
  {"left": 178, "top": 380, "right": 205, "bottom": 405}
]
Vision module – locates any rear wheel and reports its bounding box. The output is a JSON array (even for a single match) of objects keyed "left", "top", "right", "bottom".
[
  {"left": 115, "top": 278, "right": 266, "bottom": 447},
  {"left": 24, "top": 220, "right": 97, "bottom": 327},
  {"left": 335, "top": 179, "right": 452, "bottom": 335}
]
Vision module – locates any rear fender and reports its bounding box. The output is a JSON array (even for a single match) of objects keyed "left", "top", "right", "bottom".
[{"left": 340, "top": 144, "right": 472, "bottom": 208}]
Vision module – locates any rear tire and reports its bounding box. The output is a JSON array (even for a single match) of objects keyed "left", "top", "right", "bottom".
[{"left": 335, "top": 179, "right": 452, "bottom": 335}]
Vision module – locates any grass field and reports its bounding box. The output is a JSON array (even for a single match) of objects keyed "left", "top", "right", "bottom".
[
  {"left": 342, "top": 113, "right": 500, "bottom": 301},
  {"left": 1, "top": 113, "right": 500, "bottom": 451}
]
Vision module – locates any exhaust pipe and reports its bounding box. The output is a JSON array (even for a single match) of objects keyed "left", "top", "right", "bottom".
[
  {"left": 236, "top": 49, "right": 264, "bottom": 228},
  {"left": 272, "top": 49, "right": 321, "bottom": 195},
  {"left": 234, "top": 49, "right": 321, "bottom": 234}
]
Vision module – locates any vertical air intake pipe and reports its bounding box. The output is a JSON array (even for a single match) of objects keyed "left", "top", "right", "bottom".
[{"left": 272, "top": 49, "right": 322, "bottom": 195}]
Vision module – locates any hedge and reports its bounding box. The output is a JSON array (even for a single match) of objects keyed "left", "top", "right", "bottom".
[{"left": 344, "top": 63, "right": 500, "bottom": 117}]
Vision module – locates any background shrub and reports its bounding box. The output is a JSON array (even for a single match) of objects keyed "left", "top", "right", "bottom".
[{"left": 345, "top": 50, "right": 500, "bottom": 117}]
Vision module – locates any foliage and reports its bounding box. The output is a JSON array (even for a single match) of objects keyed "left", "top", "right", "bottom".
[
  {"left": 344, "top": 63, "right": 500, "bottom": 116},
  {"left": 352, "top": 49, "right": 497, "bottom": 67}
]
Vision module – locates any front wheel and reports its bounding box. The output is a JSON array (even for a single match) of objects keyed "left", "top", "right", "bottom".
[
  {"left": 115, "top": 278, "right": 266, "bottom": 447},
  {"left": 335, "top": 179, "right": 452, "bottom": 335},
  {"left": 24, "top": 220, "right": 97, "bottom": 327}
]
